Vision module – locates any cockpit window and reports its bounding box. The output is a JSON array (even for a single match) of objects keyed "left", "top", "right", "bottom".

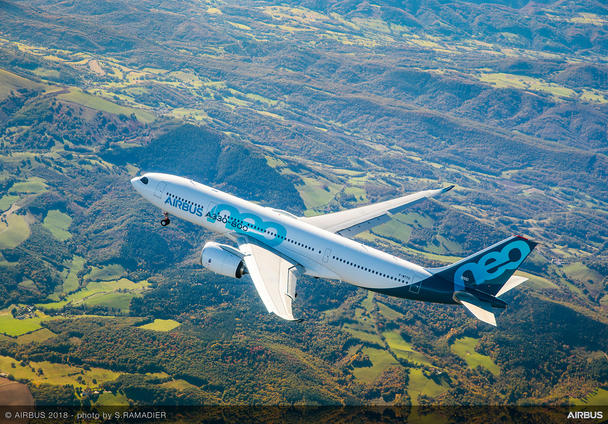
[{"left": 140, "top": 177, "right": 149, "bottom": 184}]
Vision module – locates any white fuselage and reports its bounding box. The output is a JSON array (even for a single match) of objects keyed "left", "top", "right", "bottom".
[{"left": 131, "top": 173, "right": 431, "bottom": 291}]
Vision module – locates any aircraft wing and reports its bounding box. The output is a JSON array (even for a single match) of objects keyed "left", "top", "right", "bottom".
[
  {"left": 301, "top": 185, "right": 454, "bottom": 237},
  {"left": 236, "top": 237, "right": 299, "bottom": 321}
]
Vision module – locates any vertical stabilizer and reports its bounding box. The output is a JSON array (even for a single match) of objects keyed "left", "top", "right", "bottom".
[{"left": 429, "top": 235, "right": 537, "bottom": 296}]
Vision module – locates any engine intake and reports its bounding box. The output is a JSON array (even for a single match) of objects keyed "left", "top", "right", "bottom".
[{"left": 201, "top": 242, "right": 247, "bottom": 278}]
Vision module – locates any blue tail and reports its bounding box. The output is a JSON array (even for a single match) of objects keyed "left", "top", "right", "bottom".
[{"left": 428, "top": 235, "right": 537, "bottom": 296}]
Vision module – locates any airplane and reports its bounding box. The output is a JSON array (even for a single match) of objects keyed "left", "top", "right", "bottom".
[{"left": 131, "top": 173, "right": 537, "bottom": 326}]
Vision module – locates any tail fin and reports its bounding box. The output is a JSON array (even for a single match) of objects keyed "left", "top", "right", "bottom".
[
  {"left": 429, "top": 235, "right": 537, "bottom": 296},
  {"left": 429, "top": 235, "right": 537, "bottom": 326}
]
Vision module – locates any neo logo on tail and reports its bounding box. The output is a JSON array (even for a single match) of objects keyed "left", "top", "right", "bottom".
[{"left": 453, "top": 239, "right": 531, "bottom": 292}]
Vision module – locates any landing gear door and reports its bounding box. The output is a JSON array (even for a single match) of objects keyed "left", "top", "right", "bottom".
[{"left": 154, "top": 182, "right": 167, "bottom": 199}]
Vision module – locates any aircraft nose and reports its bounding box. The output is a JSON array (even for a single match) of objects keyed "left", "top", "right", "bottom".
[{"left": 131, "top": 175, "right": 149, "bottom": 190}]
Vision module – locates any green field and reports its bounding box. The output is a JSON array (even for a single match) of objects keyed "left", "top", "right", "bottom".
[
  {"left": 563, "top": 262, "right": 604, "bottom": 285},
  {"left": 15, "top": 328, "right": 56, "bottom": 344},
  {"left": 424, "top": 235, "right": 462, "bottom": 255},
  {"left": 9, "top": 177, "right": 48, "bottom": 194},
  {"left": 408, "top": 368, "right": 447, "bottom": 404},
  {"left": 572, "top": 388, "right": 608, "bottom": 406},
  {"left": 0, "top": 214, "right": 30, "bottom": 249},
  {"left": 58, "top": 88, "right": 155, "bottom": 123},
  {"left": 61, "top": 256, "right": 85, "bottom": 293},
  {"left": 450, "top": 337, "right": 500, "bottom": 375},
  {"left": 0, "top": 309, "right": 52, "bottom": 337},
  {"left": 296, "top": 177, "right": 340, "bottom": 209},
  {"left": 517, "top": 271, "right": 558, "bottom": 290},
  {"left": 83, "top": 292, "right": 134, "bottom": 312},
  {"left": 160, "top": 379, "right": 199, "bottom": 391},
  {"left": 477, "top": 72, "right": 576, "bottom": 99},
  {"left": 86, "top": 264, "right": 125, "bottom": 281},
  {"left": 377, "top": 302, "right": 403, "bottom": 321},
  {"left": 42, "top": 210, "right": 72, "bottom": 241},
  {"left": 343, "top": 325, "right": 381, "bottom": 344},
  {"left": 396, "top": 212, "right": 433, "bottom": 229},
  {"left": 343, "top": 293, "right": 383, "bottom": 344},
  {"left": 0, "top": 69, "right": 44, "bottom": 100},
  {"left": 18, "top": 279, "right": 37, "bottom": 293},
  {"left": 383, "top": 330, "right": 434, "bottom": 367},
  {"left": 372, "top": 219, "right": 412, "bottom": 243},
  {"left": 0, "top": 354, "right": 121, "bottom": 387},
  {"left": 37, "top": 278, "right": 148, "bottom": 312},
  {"left": 361, "top": 291, "right": 375, "bottom": 312},
  {"left": 0, "top": 194, "right": 19, "bottom": 211},
  {"left": 139, "top": 319, "right": 181, "bottom": 332},
  {"left": 94, "top": 392, "right": 130, "bottom": 406},
  {"left": 352, "top": 347, "right": 400, "bottom": 384}
]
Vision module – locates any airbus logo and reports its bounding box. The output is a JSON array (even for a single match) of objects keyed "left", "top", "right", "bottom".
[
  {"left": 164, "top": 196, "right": 204, "bottom": 217},
  {"left": 567, "top": 411, "right": 603, "bottom": 419},
  {"left": 454, "top": 240, "right": 531, "bottom": 287}
]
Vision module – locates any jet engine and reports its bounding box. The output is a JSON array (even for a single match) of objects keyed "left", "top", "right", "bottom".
[{"left": 201, "top": 242, "right": 247, "bottom": 278}]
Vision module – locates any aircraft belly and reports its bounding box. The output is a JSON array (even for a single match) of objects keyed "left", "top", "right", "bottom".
[{"left": 371, "top": 276, "right": 457, "bottom": 304}]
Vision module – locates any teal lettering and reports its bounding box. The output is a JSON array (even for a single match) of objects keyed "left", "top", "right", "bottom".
[{"left": 207, "top": 204, "right": 286, "bottom": 246}]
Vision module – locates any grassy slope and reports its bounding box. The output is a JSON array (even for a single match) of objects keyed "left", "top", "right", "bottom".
[
  {"left": 0, "top": 354, "right": 121, "bottom": 387},
  {"left": 0, "top": 214, "right": 30, "bottom": 250},
  {"left": 408, "top": 368, "right": 447, "bottom": 404},
  {"left": 58, "top": 88, "right": 155, "bottom": 123},
  {"left": 42, "top": 210, "right": 72, "bottom": 241},
  {"left": 37, "top": 278, "right": 148, "bottom": 312},
  {"left": 61, "top": 256, "right": 85, "bottom": 294},
  {"left": 0, "top": 69, "right": 44, "bottom": 99},
  {"left": 383, "top": 330, "right": 434, "bottom": 368},
  {"left": 352, "top": 347, "right": 400, "bottom": 384},
  {"left": 0, "top": 195, "right": 19, "bottom": 212},
  {"left": 571, "top": 388, "right": 608, "bottom": 406},
  {"left": 450, "top": 337, "right": 500, "bottom": 376},
  {"left": 0, "top": 309, "right": 52, "bottom": 337}
]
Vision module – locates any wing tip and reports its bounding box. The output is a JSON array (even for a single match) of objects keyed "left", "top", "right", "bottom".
[
  {"left": 514, "top": 234, "right": 539, "bottom": 248},
  {"left": 441, "top": 184, "right": 455, "bottom": 193}
]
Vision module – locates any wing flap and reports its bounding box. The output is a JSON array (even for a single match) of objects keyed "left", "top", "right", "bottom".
[
  {"left": 302, "top": 185, "right": 453, "bottom": 237},
  {"left": 237, "top": 239, "right": 299, "bottom": 321}
]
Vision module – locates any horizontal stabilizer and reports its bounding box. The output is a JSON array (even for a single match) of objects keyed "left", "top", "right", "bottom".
[
  {"left": 495, "top": 276, "right": 528, "bottom": 297},
  {"left": 460, "top": 300, "right": 496, "bottom": 326},
  {"left": 454, "top": 291, "right": 498, "bottom": 326}
]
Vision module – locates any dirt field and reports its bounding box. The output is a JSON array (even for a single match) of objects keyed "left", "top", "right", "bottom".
[{"left": 0, "top": 377, "right": 34, "bottom": 406}]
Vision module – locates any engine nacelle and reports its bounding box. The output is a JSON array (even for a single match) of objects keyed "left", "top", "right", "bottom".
[{"left": 201, "top": 242, "right": 247, "bottom": 279}]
